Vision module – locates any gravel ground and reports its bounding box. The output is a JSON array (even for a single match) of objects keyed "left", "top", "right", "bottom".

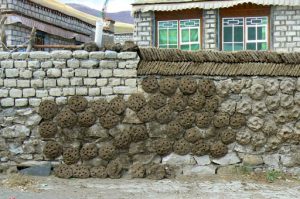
[{"left": 0, "top": 174, "right": 300, "bottom": 199}]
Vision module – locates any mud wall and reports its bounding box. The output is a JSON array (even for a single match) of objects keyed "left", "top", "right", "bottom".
[{"left": 1, "top": 49, "right": 300, "bottom": 179}]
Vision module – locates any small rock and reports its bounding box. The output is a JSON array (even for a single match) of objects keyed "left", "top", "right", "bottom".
[
  {"left": 25, "top": 114, "right": 42, "bottom": 126},
  {"left": 20, "top": 163, "right": 51, "bottom": 176},
  {"left": 263, "top": 154, "right": 280, "bottom": 169},
  {"left": 86, "top": 124, "right": 109, "bottom": 140},
  {"left": 217, "top": 165, "right": 240, "bottom": 175},
  {"left": 212, "top": 152, "right": 241, "bottom": 165},
  {"left": 123, "top": 109, "right": 143, "bottom": 124},
  {"left": 183, "top": 165, "right": 216, "bottom": 175},
  {"left": 132, "top": 154, "right": 161, "bottom": 165},
  {"left": 242, "top": 154, "right": 264, "bottom": 166},
  {"left": 162, "top": 153, "right": 196, "bottom": 165},
  {"left": 193, "top": 155, "right": 211, "bottom": 166}
]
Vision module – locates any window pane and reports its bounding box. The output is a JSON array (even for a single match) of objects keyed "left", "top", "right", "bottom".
[
  {"left": 159, "top": 29, "right": 167, "bottom": 45},
  {"left": 234, "top": 43, "right": 244, "bottom": 51},
  {"left": 159, "top": 45, "right": 167, "bottom": 49},
  {"left": 181, "top": 29, "right": 189, "bottom": 43},
  {"left": 257, "top": 42, "right": 268, "bottom": 50},
  {"left": 224, "top": 27, "right": 232, "bottom": 42},
  {"left": 224, "top": 43, "right": 233, "bottom": 51},
  {"left": 191, "top": 44, "right": 200, "bottom": 51},
  {"left": 190, "top": 29, "right": 199, "bottom": 42},
  {"left": 169, "top": 29, "right": 178, "bottom": 44},
  {"left": 257, "top": 26, "right": 266, "bottom": 40},
  {"left": 234, "top": 26, "right": 243, "bottom": 42},
  {"left": 181, "top": 44, "right": 190, "bottom": 50},
  {"left": 246, "top": 43, "right": 256, "bottom": 50},
  {"left": 248, "top": 27, "right": 256, "bottom": 40}
]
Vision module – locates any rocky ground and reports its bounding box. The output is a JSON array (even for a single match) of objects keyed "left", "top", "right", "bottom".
[{"left": 1, "top": 174, "right": 300, "bottom": 199}]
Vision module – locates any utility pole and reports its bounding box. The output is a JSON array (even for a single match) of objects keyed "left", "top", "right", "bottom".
[{"left": 94, "top": 0, "right": 109, "bottom": 48}]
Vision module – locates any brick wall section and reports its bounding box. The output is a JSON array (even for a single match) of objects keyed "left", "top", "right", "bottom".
[
  {"left": 272, "top": 6, "right": 300, "bottom": 52},
  {"left": 133, "top": 11, "right": 153, "bottom": 47},
  {"left": 115, "top": 33, "right": 134, "bottom": 44},
  {"left": 203, "top": 10, "right": 218, "bottom": 50},
  {"left": 0, "top": 50, "right": 139, "bottom": 107}
]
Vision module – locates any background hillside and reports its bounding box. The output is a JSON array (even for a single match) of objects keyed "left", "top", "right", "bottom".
[{"left": 67, "top": 3, "right": 134, "bottom": 24}]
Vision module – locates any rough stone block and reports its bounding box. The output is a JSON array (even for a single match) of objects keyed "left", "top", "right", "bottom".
[
  {"left": 36, "top": 90, "right": 48, "bottom": 98},
  {"left": 12, "top": 52, "right": 29, "bottom": 60},
  {"left": 76, "top": 87, "right": 88, "bottom": 95},
  {"left": 62, "top": 68, "right": 74, "bottom": 77},
  {"left": 44, "top": 79, "right": 56, "bottom": 87},
  {"left": 67, "top": 59, "right": 80, "bottom": 68},
  {"left": 33, "top": 70, "right": 45, "bottom": 79},
  {"left": 23, "top": 88, "right": 36, "bottom": 97},
  {"left": 0, "top": 52, "right": 10, "bottom": 59},
  {"left": 0, "top": 89, "right": 9, "bottom": 97},
  {"left": 118, "top": 52, "right": 137, "bottom": 59},
  {"left": 88, "top": 69, "right": 100, "bottom": 77},
  {"left": 19, "top": 69, "right": 32, "bottom": 79},
  {"left": 125, "top": 79, "right": 137, "bottom": 87},
  {"left": 9, "top": 89, "right": 22, "bottom": 98},
  {"left": 5, "top": 68, "right": 19, "bottom": 77},
  {"left": 28, "top": 61, "right": 40, "bottom": 69},
  {"left": 29, "top": 98, "right": 41, "bottom": 106},
  {"left": 70, "top": 78, "right": 83, "bottom": 86},
  {"left": 83, "top": 78, "right": 96, "bottom": 86},
  {"left": 183, "top": 165, "right": 216, "bottom": 176},
  {"left": 97, "top": 79, "right": 108, "bottom": 86},
  {"left": 109, "top": 78, "right": 121, "bottom": 86},
  {"left": 1, "top": 60, "right": 14, "bottom": 68},
  {"left": 89, "top": 88, "right": 100, "bottom": 96},
  {"left": 101, "top": 69, "right": 113, "bottom": 77},
  {"left": 105, "top": 50, "right": 117, "bottom": 59},
  {"left": 15, "top": 98, "right": 28, "bottom": 107},
  {"left": 41, "top": 61, "right": 53, "bottom": 68},
  {"left": 31, "top": 79, "right": 44, "bottom": 88},
  {"left": 1, "top": 98, "right": 14, "bottom": 107},
  {"left": 212, "top": 152, "right": 241, "bottom": 165},
  {"left": 53, "top": 61, "right": 66, "bottom": 68},
  {"left": 101, "top": 87, "right": 113, "bottom": 95},
  {"left": 242, "top": 154, "right": 264, "bottom": 166},
  {"left": 30, "top": 51, "right": 51, "bottom": 59},
  {"left": 89, "top": 52, "right": 105, "bottom": 60},
  {"left": 57, "top": 78, "right": 70, "bottom": 86},
  {"left": 56, "top": 97, "right": 68, "bottom": 105},
  {"left": 17, "top": 80, "right": 30, "bottom": 88},
  {"left": 14, "top": 61, "right": 27, "bottom": 68},
  {"left": 75, "top": 69, "right": 87, "bottom": 77},
  {"left": 4, "top": 79, "right": 17, "bottom": 87},
  {"left": 51, "top": 50, "right": 72, "bottom": 59},
  {"left": 49, "top": 88, "right": 62, "bottom": 96},
  {"left": 114, "top": 69, "right": 137, "bottom": 77},
  {"left": 100, "top": 60, "right": 117, "bottom": 68},
  {"left": 63, "top": 88, "right": 75, "bottom": 96},
  {"left": 73, "top": 50, "right": 89, "bottom": 59},
  {"left": 162, "top": 153, "right": 196, "bottom": 165},
  {"left": 80, "top": 60, "right": 98, "bottom": 68},
  {"left": 47, "top": 68, "right": 61, "bottom": 77},
  {"left": 194, "top": 155, "right": 211, "bottom": 166},
  {"left": 113, "top": 86, "right": 137, "bottom": 94}
]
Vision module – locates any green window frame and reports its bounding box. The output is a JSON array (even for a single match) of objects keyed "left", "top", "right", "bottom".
[
  {"left": 180, "top": 19, "right": 200, "bottom": 51},
  {"left": 157, "top": 19, "right": 201, "bottom": 51},
  {"left": 158, "top": 20, "right": 178, "bottom": 49},
  {"left": 222, "top": 17, "right": 268, "bottom": 51}
]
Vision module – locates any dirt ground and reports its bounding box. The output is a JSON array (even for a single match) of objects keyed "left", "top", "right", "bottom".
[{"left": 0, "top": 174, "right": 300, "bottom": 199}]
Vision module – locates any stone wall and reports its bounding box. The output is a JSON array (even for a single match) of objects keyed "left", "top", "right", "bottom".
[
  {"left": 203, "top": 10, "right": 218, "bottom": 50},
  {"left": 133, "top": 11, "right": 153, "bottom": 47},
  {"left": 2, "top": 49, "right": 300, "bottom": 179},
  {"left": 115, "top": 33, "right": 134, "bottom": 44},
  {"left": 272, "top": 6, "right": 300, "bottom": 52}
]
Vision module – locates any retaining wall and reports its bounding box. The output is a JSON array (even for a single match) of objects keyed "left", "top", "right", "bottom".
[{"left": 1, "top": 49, "right": 300, "bottom": 179}]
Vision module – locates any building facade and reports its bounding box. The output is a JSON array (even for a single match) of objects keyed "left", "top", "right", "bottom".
[
  {"left": 132, "top": 0, "right": 300, "bottom": 52},
  {"left": 0, "top": 0, "right": 114, "bottom": 49}
]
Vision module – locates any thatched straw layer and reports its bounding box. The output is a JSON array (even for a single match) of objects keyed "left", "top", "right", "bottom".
[{"left": 138, "top": 48, "right": 300, "bottom": 76}]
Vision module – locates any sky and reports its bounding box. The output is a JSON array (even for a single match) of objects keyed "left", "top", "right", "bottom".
[{"left": 59, "top": 0, "right": 133, "bottom": 12}]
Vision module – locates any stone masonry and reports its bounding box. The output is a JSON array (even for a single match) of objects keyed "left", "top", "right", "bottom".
[
  {"left": 133, "top": 11, "right": 153, "bottom": 47},
  {"left": 203, "top": 10, "right": 218, "bottom": 50}
]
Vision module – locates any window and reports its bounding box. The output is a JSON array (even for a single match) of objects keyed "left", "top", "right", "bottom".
[
  {"left": 158, "top": 19, "right": 200, "bottom": 51},
  {"left": 222, "top": 17, "right": 268, "bottom": 51},
  {"left": 158, "top": 21, "right": 178, "bottom": 49}
]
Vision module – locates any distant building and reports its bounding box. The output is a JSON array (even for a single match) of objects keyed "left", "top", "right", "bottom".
[
  {"left": 0, "top": 0, "right": 114, "bottom": 49},
  {"left": 132, "top": 0, "right": 300, "bottom": 52},
  {"left": 114, "top": 22, "right": 134, "bottom": 44}
]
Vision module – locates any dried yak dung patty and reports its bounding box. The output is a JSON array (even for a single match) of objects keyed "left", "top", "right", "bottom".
[
  {"left": 210, "top": 142, "right": 228, "bottom": 158},
  {"left": 169, "top": 93, "right": 188, "bottom": 112},
  {"left": 198, "top": 79, "right": 216, "bottom": 97},
  {"left": 142, "top": 76, "right": 159, "bottom": 93},
  {"left": 63, "top": 147, "right": 80, "bottom": 165},
  {"left": 166, "top": 121, "right": 184, "bottom": 139},
  {"left": 113, "top": 131, "right": 131, "bottom": 149},
  {"left": 68, "top": 96, "right": 88, "bottom": 112},
  {"left": 137, "top": 105, "right": 156, "bottom": 123},
  {"left": 98, "top": 144, "right": 116, "bottom": 160},
  {"left": 179, "top": 77, "right": 198, "bottom": 95},
  {"left": 159, "top": 78, "right": 178, "bottom": 96},
  {"left": 72, "top": 165, "right": 90, "bottom": 178},
  {"left": 153, "top": 138, "right": 173, "bottom": 155},
  {"left": 148, "top": 93, "right": 167, "bottom": 110},
  {"left": 188, "top": 93, "right": 206, "bottom": 111},
  {"left": 110, "top": 96, "right": 126, "bottom": 115},
  {"left": 80, "top": 144, "right": 98, "bottom": 161},
  {"left": 173, "top": 139, "right": 191, "bottom": 155},
  {"left": 129, "top": 125, "right": 148, "bottom": 142},
  {"left": 230, "top": 113, "right": 246, "bottom": 129},
  {"left": 39, "top": 100, "right": 58, "bottom": 119},
  {"left": 192, "top": 140, "right": 210, "bottom": 156},
  {"left": 77, "top": 111, "right": 96, "bottom": 127},
  {"left": 156, "top": 106, "right": 173, "bottom": 124},
  {"left": 127, "top": 93, "right": 147, "bottom": 112},
  {"left": 39, "top": 121, "right": 57, "bottom": 138},
  {"left": 56, "top": 109, "right": 77, "bottom": 128},
  {"left": 177, "top": 110, "right": 195, "bottom": 129},
  {"left": 90, "top": 166, "right": 107, "bottom": 178},
  {"left": 99, "top": 111, "right": 120, "bottom": 129},
  {"left": 54, "top": 164, "right": 73, "bottom": 179},
  {"left": 43, "top": 141, "right": 62, "bottom": 159},
  {"left": 92, "top": 99, "right": 109, "bottom": 117},
  {"left": 195, "top": 112, "right": 213, "bottom": 128}
]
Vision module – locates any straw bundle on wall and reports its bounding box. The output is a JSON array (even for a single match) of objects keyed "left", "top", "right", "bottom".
[{"left": 138, "top": 48, "right": 300, "bottom": 76}]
